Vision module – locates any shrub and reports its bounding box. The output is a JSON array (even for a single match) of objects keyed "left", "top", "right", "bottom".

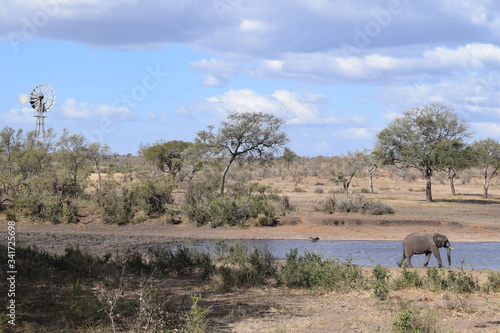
[
  {"left": 392, "top": 305, "right": 439, "bottom": 333},
  {"left": 483, "top": 272, "right": 500, "bottom": 293},
  {"left": 97, "top": 179, "right": 136, "bottom": 225},
  {"left": 133, "top": 177, "right": 175, "bottom": 216},
  {"left": 211, "top": 241, "right": 276, "bottom": 290},
  {"left": 278, "top": 195, "right": 295, "bottom": 215},
  {"left": 183, "top": 294, "right": 211, "bottom": 333},
  {"left": 323, "top": 194, "right": 394, "bottom": 215},
  {"left": 372, "top": 265, "right": 390, "bottom": 301},
  {"left": 197, "top": 195, "right": 276, "bottom": 228},
  {"left": 148, "top": 245, "right": 212, "bottom": 277},
  {"left": 445, "top": 270, "right": 479, "bottom": 294},
  {"left": 278, "top": 249, "right": 365, "bottom": 291},
  {"left": 393, "top": 267, "right": 422, "bottom": 290}
]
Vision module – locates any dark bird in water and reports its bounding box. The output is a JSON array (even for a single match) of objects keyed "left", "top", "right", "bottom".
[{"left": 309, "top": 237, "right": 319, "bottom": 242}]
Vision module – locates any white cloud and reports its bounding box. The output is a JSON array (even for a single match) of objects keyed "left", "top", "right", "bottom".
[
  {"left": 0, "top": 107, "right": 37, "bottom": 125},
  {"left": 333, "top": 127, "right": 374, "bottom": 141},
  {"left": 190, "top": 58, "right": 240, "bottom": 87},
  {"left": 470, "top": 122, "right": 500, "bottom": 140},
  {"left": 202, "top": 89, "right": 350, "bottom": 125},
  {"left": 59, "top": 98, "right": 133, "bottom": 120},
  {"left": 239, "top": 20, "right": 268, "bottom": 33}
]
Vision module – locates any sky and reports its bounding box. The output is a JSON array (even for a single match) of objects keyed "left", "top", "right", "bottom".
[{"left": 1, "top": 0, "right": 500, "bottom": 156}]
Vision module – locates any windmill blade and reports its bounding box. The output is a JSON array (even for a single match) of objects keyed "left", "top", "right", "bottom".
[{"left": 18, "top": 94, "right": 30, "bottom": 106}]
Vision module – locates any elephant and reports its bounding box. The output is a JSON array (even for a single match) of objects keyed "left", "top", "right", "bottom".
[{"left": 397, "top": 232, "right": 452, "bottom": 268}]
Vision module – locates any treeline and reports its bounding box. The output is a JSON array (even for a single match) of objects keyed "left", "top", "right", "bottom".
[{"left": 1, "top": 106, "right": 499, "bottom": 226}]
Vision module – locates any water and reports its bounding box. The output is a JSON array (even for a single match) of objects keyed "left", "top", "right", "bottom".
[{"left": 186, "top": 239, "right": 500, "bottom": 270}]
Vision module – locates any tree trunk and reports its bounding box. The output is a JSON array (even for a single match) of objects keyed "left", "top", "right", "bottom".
[
  {"left": 94, "top": 161, "right": 102, "bottom": 190},
  {"left": 368, "top": 164, "right": 376, "bottom": 193},
  {"left": 220, "top": 156, "right": 236, "bottom": 195},
  {"left": 448, "top": 167, "right": 456, "bottom": 196},
  {"left": 369, "top": 172, "right": 374, "bottom": 193},
  {"left": 483, "top": 167, "right": 490, "bottom": 199},
  {"left": 425, "top": 168, "right": 433, "bottom": 202}
]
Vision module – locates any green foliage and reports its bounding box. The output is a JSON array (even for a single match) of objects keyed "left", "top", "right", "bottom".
[
  {"left": 323, "top": 194, "right": 394, "bottom": 215},
  {"left": 211, "top": 240, "right": 276, "bottom": 291},
  {"left": 278, "top": 249, "right": 365, "bottom": 290},
  {"left": 392, "top": 304, "right": 439, "bottom": 333},
  {"left": 195, "top": 111, "right": 289, "bottom": 194},
  {"left": 372, "top": 265, "right": 390, "bottom": 301},
  {"left": 98, "top": 179, "right": 135, "bottom": 225},
  {"left": 183, "top": 178, "right": 276, "bottom": 227},
  {"left": 140, "top": 140, "right": 193, "bottom": 176},
  {"left": 445, "top": 270, "right": 479, "bottom": 293},
  {"left": 181, "top": 294, "right": 211, "bottom": 333},
  {"left": 483, "top": 272, "right": 500, "bottom": 293},
  {"left": 64, "top": 280, "right": 103, "bottom": 325},
  {"left": 207, "top": 195, "right": 276, "bottom": 228},
  {"left": 393, "top": 267, "right": 422, "bottom": 290},
  {"left": 148, "top": 245, "right": 213, "bottom": 277},
  {"left": 132, "top": 176, "right": 175, "bottom": 215},
  {"left": 373, "top": 103, "right": 470, "bottom": 201}
]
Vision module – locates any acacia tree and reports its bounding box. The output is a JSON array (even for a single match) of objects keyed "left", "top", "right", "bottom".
[
  {"left": 87, "top": 142, "right": 111, "bottom": 187},
  {"left": 56, "top": 130, "right": 91, "bottom": 197},
  {"left": 440, "top": 143, "right": 476, "bottom": 196},
  {"left": 140, "top": 140, "right": 193, "bottom": 177},
  {"left": 373, "top": 103, "right": 470, "bottom": 202},
  {"left": 282, "top": 147, "right": 298, "bottom": 172},
  {"left": 196, "top": 112, "right": 289, "bottom": 195},
  {"left": 332, "top": 150, "right": 365, "bottom": 194},
  {"left": 472, "top": 138, "right": 500, "bottom": 198}
]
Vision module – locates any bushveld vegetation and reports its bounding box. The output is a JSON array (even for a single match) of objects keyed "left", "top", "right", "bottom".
[
  {"left": 1, "top": 109, "right": 499, "bottom": 226},
  {"left": 1, "top": 242, "right": 499, "bottom": 332}
]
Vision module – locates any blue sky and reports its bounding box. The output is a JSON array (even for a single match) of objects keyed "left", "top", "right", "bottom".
[{"left": 1, "top": 0, "right": 500, "bottom": 156}]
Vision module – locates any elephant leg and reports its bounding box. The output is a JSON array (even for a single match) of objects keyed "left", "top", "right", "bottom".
[
  {"left": 397, "top": 254, "right": 406, "bottom": 267},
  {"left": 431, "top": 248, "right": 443, "bottom": 268},
  {"left": 423, "top": 252, "right": 432, "bottom": 267},
  {"left": 406, "top": 254, "right": 413, "bottom": 268}
]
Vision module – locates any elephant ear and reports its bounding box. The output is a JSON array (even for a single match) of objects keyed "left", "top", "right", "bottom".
[{"left": 433, "top": 234, "right": 446, "bottom": 247}]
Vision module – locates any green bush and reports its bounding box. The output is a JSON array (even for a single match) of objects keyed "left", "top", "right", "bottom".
[
  {"left": 392, "top": 304, "right": 439, "bottom": 333},
  {"left": 372, "top": 265, "right": 390, "bottom": 301},
  {"left": 483, "top": 272, "right": 500, "bottom": 293},
  {"left": 393, "top": 267, "right": 422, "bottom": 290},
  {"left": 133, "top": 177, "right": 175, "bottom": 216},
  {"left": 97, "top": 179, "right": 135, "bottom": 225},
  {"left": 323, "top": 194, "right": 394, "bottom": 215},
  {"left": 278, "top": 249, "right": 365, "bottom": 290},
  {"left": 445, "top": 270, "right": 479, "bottom": 294},
  {"left": 211, "top": 241, "right": 276, "bottom": 290},
  {"left": 148, "top": 245, "right": 213, "bottom": 277}
]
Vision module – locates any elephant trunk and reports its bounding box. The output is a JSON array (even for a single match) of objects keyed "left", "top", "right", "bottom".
[{"left": 447, "top": 246, "right": 452, "bottom": 266}]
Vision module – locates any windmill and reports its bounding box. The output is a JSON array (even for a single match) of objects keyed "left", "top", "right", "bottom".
[{"left": 19, "top": 84, "right": 56, "bottom": 138}]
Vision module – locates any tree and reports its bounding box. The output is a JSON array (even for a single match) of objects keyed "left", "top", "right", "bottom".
[
  {"left": 282, "top": 147, "right": 298, "bottom": 172},
  {"left": 87, "top": 142, "right": 112, "bottom": 187},
  {"left": 373, "top": 103, "right": 470, "bottom": 202},
  {"left": 140, "top": 140, "right": 193, "bottom": 177},
  {"left": 472, "top": 138, "right": 500, "bottom": 198},
  {"left": 440, "top": 143, "right": 476, "bottom": 195},
  {"left": 361, "top": 150, "right": 378, "bottom": 193},
  {"left": 56, "top": 130, "right": 90, "bottom": 197},
  {"left": 331, "top": 150, "right": 365, "bottom": 194},
  {"left": 196, "top": 112, "right": 289, "bottom": 194}
]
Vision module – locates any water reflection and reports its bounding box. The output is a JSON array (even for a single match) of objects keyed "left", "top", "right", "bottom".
[{"left": 187, "top": 239, "right": 500, "bottom": 270}]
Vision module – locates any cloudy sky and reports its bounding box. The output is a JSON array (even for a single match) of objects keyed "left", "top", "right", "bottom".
[{"left": 1, "top": 0, "right": 500, "bottom": 156}]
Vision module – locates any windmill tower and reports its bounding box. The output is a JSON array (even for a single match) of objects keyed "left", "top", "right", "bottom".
[{"left": 19, "top": 84, "right": 56, "bottom": 138}]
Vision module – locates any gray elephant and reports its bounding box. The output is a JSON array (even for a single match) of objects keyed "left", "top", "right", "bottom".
[{"left": 397, "top": 232, "right": 452, "bottom": 268}]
